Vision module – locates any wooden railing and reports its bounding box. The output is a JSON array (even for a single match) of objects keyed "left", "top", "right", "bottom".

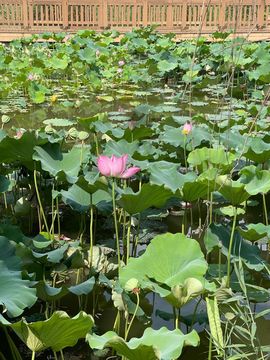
[{"left": 0, "top": 0, "right": 270, "bottom": 33}]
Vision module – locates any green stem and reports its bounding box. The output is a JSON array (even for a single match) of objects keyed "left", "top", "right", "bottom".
[
  {"left": 209, "top": 192, "right": 213, "bottom": 225},
  {"left": 34, "top": 170, "right": 50, "bottom": 236},
  {"left": 31, "top": 351, "right": 35, "bottom": 360},
  {"left": 183, "top": 136, "right": 188, "bottom": 171},
  {"left": 226, "top": 206, "right": 237, "bottom": 287},
  {"left": 56, "top": 196, "right": 61, "bottom": 238},
  {"left": 125, "top": 292, "right": 140, "bottom": 340},
  {"left": 262, "top": 193, "right": 269, "bottom": 226},
  {"left": 89, "top": 195, "right": 94, "bottom": 268},
  {"left": 112, "top": 180, "right": 121, "bottom": 267},
  {"left": 126, "top": 217, "right": 131, "bottom": 264},
  {"left": 208, "top": 336, "right": 212, "bottom": 360},
  {"left": 60, "top": 350, "right": 64, "bottom": 360},
  {"left": 113, "top": 310, "right": 120, "bottom": 333}
]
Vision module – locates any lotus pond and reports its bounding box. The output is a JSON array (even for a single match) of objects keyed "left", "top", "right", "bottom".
[{"left": 2, "top": 27, "right": 270, "bottom": 360}]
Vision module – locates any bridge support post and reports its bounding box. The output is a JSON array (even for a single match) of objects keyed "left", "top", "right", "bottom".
[
  {"left": 22, "top": 0, "right": 28, "bottom": 29},
  {"left": 62, "top": 0, "right": 68, "bottom": 29}
]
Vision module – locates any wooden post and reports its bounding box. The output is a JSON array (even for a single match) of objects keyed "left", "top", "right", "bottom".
[
  {"left": 28, "top": 0, "right": 33, "bottom": 29},
  {"left": 257, "top": 0, "right": 265, "bottom": 28},
  {"left": 167, "top": 0, "right": 173, "bottom": 29},
  {"left": 22, "top": 0, "right": 28, "bottom": 28},
  {"left": 219, "top": 0, "right": 226, "bottom": 29},
  {"left": 143, "top": 0, "right": 148, "bottom": 25},
  {"left": 62, "top": 0, "right": 68, "bottom": 29},
  {"left": 182, "top": 0, "right": 187, "bottom": 29}
]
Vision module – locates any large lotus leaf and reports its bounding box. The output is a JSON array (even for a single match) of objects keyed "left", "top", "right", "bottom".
[
  {"left": 149, "top": 161, "right": 196, "bottom": 193},
  {"left": 240, "top": 165, "right": 270, "bottom": 195},
  {"left": 35, "top": 277, "right": 95, "bottom": 301},
  {"left": 0, "top": 132, "right": 48, "bottom": 168},
  {"left": 0, "top": 175, "right": 12, "bottom": 193},
  {"left": 243, "top": 138, "right": 270, "bottom": 163},
  {"left": 0, "top": 223, "right": 30, "bottom": 245},
  {"left": 32, "top": 244, "right": 69, "bottom": 263},
  {"left": 180, "top": 181, "right": 209, "bottom": 202},
  {"left": 104, "top": 139, "right": 139, "bottom": 157},
  {"left": 120, "top": 233, "right": 207, "bottom": 289},
  {"left": 0, "top": 236, "right": 21, "bottom": 270},
  {"left": 219, "top": 130, "right": 250, "bottom": 152},
  {"left": 215, "top": 175, "right": 250, "bottom": 206},
  {"left": 205, "top": 224, "right": 265, "bottom": 271},
  {"left": 238, "top": 223, "right": 270, "bottom": 241},
  {"left": 0, "top": 261, "right": 37, "bottom": 317},
  {"left": 33, "top": 143, "right": 90, "bottom": 183},
  {"left": 87, "top": 327, "right": 199, "bottom": 360},
  {"left": 77, "top": 172, "right": 108, "bottom": 194},
  {"left": 159, "top": 125, "right": 211, "bottom": 150},
  {"left": 187, "top": 147, "right": 235, "bottom": 173},
  {"left": 10, "top": 311, "right": 94, "bottom": 352},
  {"left": 118, "top": 184, "right": 173, "bottom": 215},
  {"left": 61, "top": 184, "right": 111, "bottom": 213}
]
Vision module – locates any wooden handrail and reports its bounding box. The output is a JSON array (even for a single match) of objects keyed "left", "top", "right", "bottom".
[{"left": 0, "top": 0, "right": 269, "bottom": 34}]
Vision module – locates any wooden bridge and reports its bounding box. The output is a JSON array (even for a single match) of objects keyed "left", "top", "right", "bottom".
[{"left": 0, "top": 0, "right": 270, "bottom": 41}]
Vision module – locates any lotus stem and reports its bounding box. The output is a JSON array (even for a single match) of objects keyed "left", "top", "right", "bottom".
[
  {"left": 126, "top": 217, "right": 131, "bottom": 264},
  {"left": 209, "top": 192, "right": 213, "bottom": 225},
  {"left": 51, "top": 183, "right": 55, "bottom": 239},
  {"left": 60, "top": 350, "right": 64, "bottom": 360},
  {"left": 208, "top": 337, "right": 212, "bottom": 360},
  {"left": 53, "top": 351, "right": 58, "bottom": 359},
  {"left": 113, "top": 310, "right": 120, "bottom": 334},
  {"left": 173, "top": 307, "right": 180, "bottom": 329},
  {"left": 88, "top": 195, "right": 94, "bottom": 268},
  {"left": 112, "top": 179, "right": 121, "bottom": 268},
  {"left": 56, "top": 195, "right": 61, "bottom": 238},
  {"left": 183, "top": 136, "right": 188, "bottom": 171},
  {"left": 262, "top": 193, "right": 269, "bottom": 226},
  {"left": 31, "top": 351, "right": 35, "bottom": 360},
  {"left": 34, "top": 169, "right": 50, "bottom": 237},
  {"left": 226, "top": 206, "right": 237, "bottom": 287},
  {"left": 125, "top": 292, "right": 140, "bottom": 340}
]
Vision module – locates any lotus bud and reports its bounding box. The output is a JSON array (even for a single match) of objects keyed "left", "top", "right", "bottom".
[{"left": 182, "top": 122, "right": 192, "bottom": 135}]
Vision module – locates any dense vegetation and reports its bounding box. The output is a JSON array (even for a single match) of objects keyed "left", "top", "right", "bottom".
[{"left": 1, "top": 27, "right": 270, "bottom": 359}]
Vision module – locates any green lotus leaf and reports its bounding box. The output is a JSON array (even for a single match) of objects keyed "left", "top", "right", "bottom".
[
  {"left": 118, "top": 184, "right": 173, "bottom": 215},
  {"left": 180, "top": 181, "right": 209, "bottom": 202},
  {"left": 215, "top": 205, "right": 245, "bottom": 217},
  {"left": 87, "top": 326, "right": 199, "bottom": 360},
  {"left": 9, "top": 311, "right": 94, "bottom": 352},
  {"left": 206, "top": 224, "right": 265, "bottom": 271},
  {"left": 243, "top": 138, "right": 270, "bottom": 163},
  {"left": 0, "top": 236, "right": 21, "bottom": 270},
  {"left": 0, "top": 132, "right": 47, "bottom": 168},
  {"left": 215, "top": 175, "right": 250, "bottom": 206},
  {"left": 187, "top": 147, "right": 235, "bottom": 173},
  {"left": 35, "top": 277, "right": 95, "bottom": 301},
  {"left": 61, "top": 184, "right": 112, "bottom": 213},
  {"left": 43, "top": 118, "right": 76, "bottom": 127},
  {"left": 149, "top": 161, "right": 196, "bottom": 193},
  {"left": 238, "top": 223, "right": 270, "bottom": 241},
  {"left": 33, "top": 143, "right": 90, "bottom": 183},
  {"left": 0, "top": 261, "right": 37, "bottom": 317},
  {"left": 0, "top": 175, "right": 11, "bottom": 193},
  {"left": 104, "top": 139, "right": 139, "bottom": 157},
  {"left": 32, "top": 244, "right": 69, "bottom": 263},
  {"left": 240, "top": 165, "right": 270, "bottom": 195},
  {"left": 120, "top": 233, "right": 208, "bottom": 303}
]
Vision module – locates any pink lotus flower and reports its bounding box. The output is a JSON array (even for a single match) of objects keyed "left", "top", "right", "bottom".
[
  {"left": 118, "top": 60, "right": 125, "bottom": 66},
  {"left": 97, "top": 154, "right": 140, "bottom": 179},
  {"left": 182, "top": 122, "right": 192, "bottom": 135},
  {"left": 117, "top": 68, "right": 123, "bottom": 74}
]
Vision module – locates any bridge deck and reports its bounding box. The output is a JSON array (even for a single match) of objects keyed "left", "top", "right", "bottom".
[{"left": 0, "top": 0, "right": 270, "bottom": 41}]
